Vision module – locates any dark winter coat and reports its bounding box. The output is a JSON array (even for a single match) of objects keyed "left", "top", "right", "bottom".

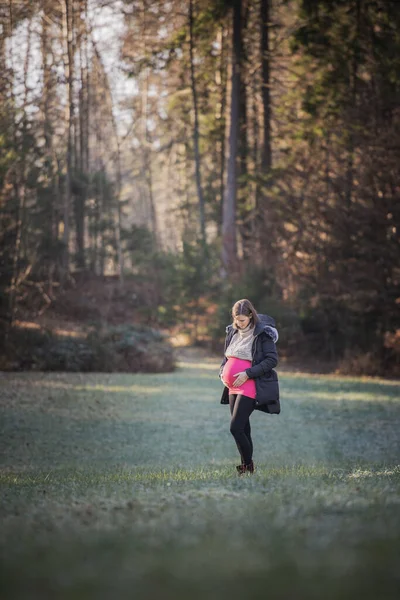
[{"left": 219, "top": 313, "right": 280, "bottom": 414}]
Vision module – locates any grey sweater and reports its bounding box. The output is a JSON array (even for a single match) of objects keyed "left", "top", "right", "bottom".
[{"left": 225, "top": 322, "right": 254, "bottom": 361}]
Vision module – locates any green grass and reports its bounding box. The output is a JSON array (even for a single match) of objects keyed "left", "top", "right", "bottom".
[{"left": 0, "top": 360, "right": 399, "bottom": 599}]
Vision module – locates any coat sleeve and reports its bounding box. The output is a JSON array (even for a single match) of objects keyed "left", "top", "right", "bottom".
[
  {"left": 219, "top": 334, "right": 229, "bottom": 379},
  {"left": 219, "top": 356, "right": 224, "bottom": 378},
  {"left": 245, "top": 334, "right": 278, "bottom": 378}
]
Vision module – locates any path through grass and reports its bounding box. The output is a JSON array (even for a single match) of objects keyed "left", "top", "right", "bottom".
[{"left": 1, "top": 356, "right": 399, "bottom": 599}]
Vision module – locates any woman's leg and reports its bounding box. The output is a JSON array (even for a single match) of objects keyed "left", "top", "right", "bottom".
[
  {"left": 229, "top": 394, "right": 244, "bottom": 463},
  {"left": 244, "top": 419, "right": 253, "bottom": 460},
  {"left": 228, "top": 394, "right": 255, "bottom": 465},
  {"left": 229, "top": 396, "right": 254, "bottom": 463}
]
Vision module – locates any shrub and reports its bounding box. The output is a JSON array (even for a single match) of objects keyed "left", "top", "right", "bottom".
[
  {"left": 0, "top": 323, "right": 176, "bottom": 373},
  {"left": 0, "top": 325, "right": 53, "bottom": 370},
  {"left": 86, "top": 324, "right": 175, "bottom": 373},
  {"left": 336, "top": 350, "right": 382, "bottom": 377}
]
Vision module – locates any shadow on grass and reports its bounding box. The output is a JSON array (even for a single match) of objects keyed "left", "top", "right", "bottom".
[{"left": 0, "top": 500, "right": 399, "bottom": 600}]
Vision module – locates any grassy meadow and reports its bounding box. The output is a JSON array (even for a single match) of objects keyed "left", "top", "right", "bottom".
[{"left": 0, "top": 352, "right": 399, "bottom": 599}]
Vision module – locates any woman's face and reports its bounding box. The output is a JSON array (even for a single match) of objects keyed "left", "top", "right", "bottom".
[{"left": 234, "top": 314, "right": 252, "bottom": 329}]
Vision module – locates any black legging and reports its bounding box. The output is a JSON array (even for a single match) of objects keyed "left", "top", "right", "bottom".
[{"left": 229, "top": 393, "right": 255, "bottom": 465}]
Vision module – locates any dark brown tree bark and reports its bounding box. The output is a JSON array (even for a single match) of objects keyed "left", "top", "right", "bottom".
[
  {"left": 62, "top": 0, "right": 74, "bottom": 279},
  {"left": 221, "top": 0, "right": 242, "bottom": 276},
  {"left": 260, "top": 0, "right": 272, "bottom": 173},
  {"left": 41, "top": 1, "right": 59, "bottom": 294},
  {"left": 189, "top": 0, "right": 206, "bottom": 249},
  {"left": 237, "top": 1, "right": 251, "bottom": 260},
  {"left": 217, "top": 23, "right": 228, "bottom": 241}
]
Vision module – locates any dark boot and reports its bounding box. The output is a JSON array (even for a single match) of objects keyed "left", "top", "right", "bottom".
[
  {"left": 236, "top": 460, "right": 255, "bottom": 475},
  {"left": 245, "top": 460, "right": 255, "bottom": 474}
]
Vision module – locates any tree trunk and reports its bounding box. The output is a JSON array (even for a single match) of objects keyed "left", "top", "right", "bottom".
[
  {"left": 74, "top": 5, "right": 89, "bottom": 271},
  {"left": 217, "top": 23, "right": 228, "bottom": 240},
  {"left": 254, "top": 0, "right": 272, "bottom": 258},
  {"left": 221, "top": 0, "right": 242, "bottom": 276},
  {"left": 140, "top": 2, "right": 158, "bottom": 245},
  {"left": 8, "top": 16, "right": 33, "bottom": 324},
  {"left": 237, "top": 1, "right": 251, "bottom": 260},
  {"left": 84, "top": 0, "right": 90, "bottom": 174},
  {"left": 110, "top": 111, "right": 124, "bottom": 286},
  {"left": 62, "top": 0, "right": 74, "bottom": 280},
  {"left": 344, "top": 0, "right": 360, "bottom": 217},
  {"left": 260, "top": 0, "right": 272, "bottom": 173},
  {"left": 189, "top": 0, "right": 206, "bottom": 249},
  {"left": 41, "top": 3, "right": 58, "bottom": 294}
]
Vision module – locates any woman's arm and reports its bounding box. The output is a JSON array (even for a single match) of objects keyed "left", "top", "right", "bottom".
[
  {"left": 219, "top": 333, "right": 229, "bottom": 381},
  {"left": 244, "top": 335, "right": 278, "bottom": 378},
  {"left": 219, "top": 361, "right": 225, "bottom": 379}
]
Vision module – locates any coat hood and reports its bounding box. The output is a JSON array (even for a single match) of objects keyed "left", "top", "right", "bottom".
[{"left": 226, "top": 313, "right": 279, "bottom": 343}]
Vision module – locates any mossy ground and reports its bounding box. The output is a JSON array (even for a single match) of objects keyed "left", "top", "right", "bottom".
[{"left": 0, "top": 358, "right": 399, "bottom": 599}]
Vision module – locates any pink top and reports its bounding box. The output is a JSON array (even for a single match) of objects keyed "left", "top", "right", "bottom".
[{"left": 221, "top": 356, "right": 256, "bottom": 399}]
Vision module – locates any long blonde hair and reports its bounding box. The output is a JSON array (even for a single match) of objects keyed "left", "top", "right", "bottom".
[{"left": 231, "top": 299, "right": 260, "bottom": 330}]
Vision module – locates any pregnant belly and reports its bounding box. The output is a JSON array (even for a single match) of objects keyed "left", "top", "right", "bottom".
[
  {"left": 222, "top": 357, "right": 252, "bottom": 387},
  {"left": 222, "top": 357, "right": 256, "bottom": 399}
]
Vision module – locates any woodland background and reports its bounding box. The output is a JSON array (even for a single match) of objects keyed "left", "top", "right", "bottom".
[{"left": 1, "top": 0, "right": 399, "bottom": 376}]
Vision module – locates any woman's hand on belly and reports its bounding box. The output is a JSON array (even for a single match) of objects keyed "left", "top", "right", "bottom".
[{"left": 233, "top": 371, "right": 249, "bottom": 387}]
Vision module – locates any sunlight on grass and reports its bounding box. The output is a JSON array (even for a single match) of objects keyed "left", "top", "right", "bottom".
[
  {"left": 1, "top": 365, "right": 399, "bottom": 600},
  {"left": 2, "top": 464, "right": 399, "bottom": 489},
  {"left": 283, "top": 390, "right": 397, "bottom": 402},
  {"left": 176, "top": 360, "right": 220, "bottom": 370},
  {"left": 23, "top": 380, "right": 160, "bottom": 393},
  {"left": 281, "top": 370, "right": 400, "bottom": 386},
  {"left": 0, "top": 463, "right": 342, "bottom": 486},
  {"left": 347, "top": 467, "right": 400, "bottom": 479}
]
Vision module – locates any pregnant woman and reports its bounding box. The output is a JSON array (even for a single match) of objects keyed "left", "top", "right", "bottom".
[{"left": 219, "top": 299, "right": 280, "bottom": 475}]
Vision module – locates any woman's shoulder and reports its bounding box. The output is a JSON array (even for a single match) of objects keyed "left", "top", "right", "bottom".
[
  {"left": 260, "top": 325, "right": 279, "bottom": 344},
  {"left": 262, "top": 325, "right": 279, "bottom": 343},
  {"left": 255, "top": 314, "right": 279, "bottom": 342}
]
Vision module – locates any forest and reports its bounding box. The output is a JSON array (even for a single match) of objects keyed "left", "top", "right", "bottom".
[
  {"left": 1, "top": 3, "right": 400, "bottom": 598},
  {"left": 1, "top": 0, "right": 399, "bottom": 376}
]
